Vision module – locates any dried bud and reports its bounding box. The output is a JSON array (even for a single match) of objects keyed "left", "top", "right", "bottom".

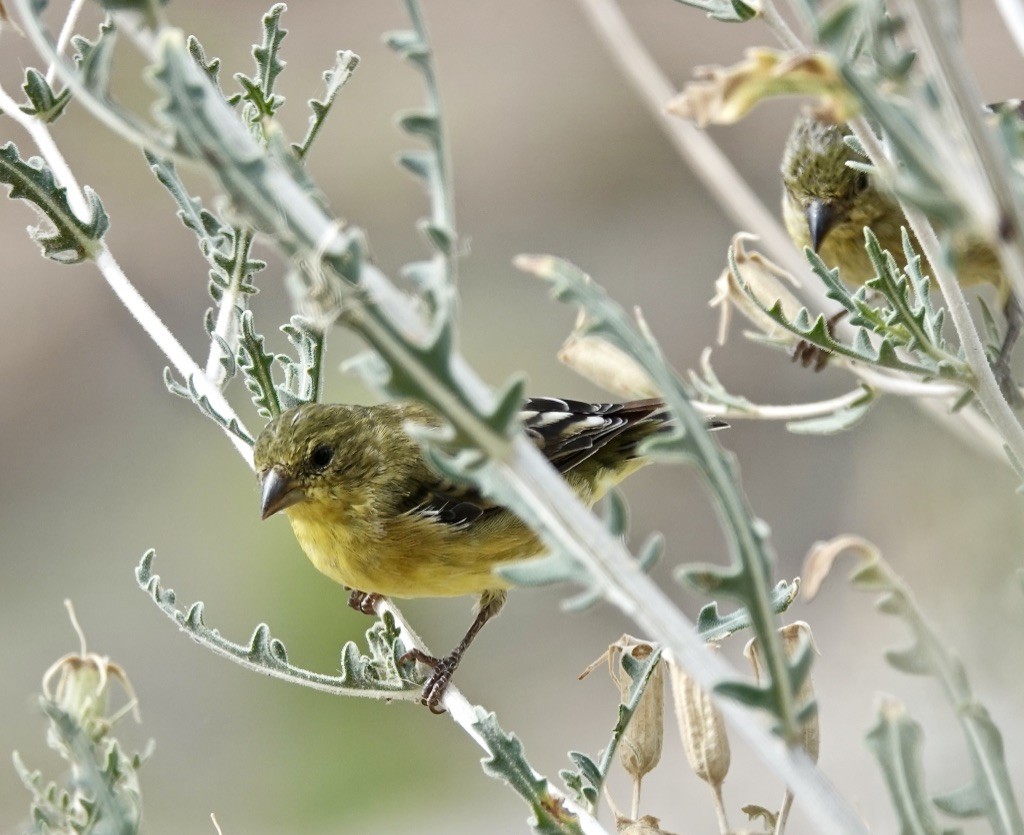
[
  {"left": 744, "top": 621, "right": 819, "bottom": 761},
  {"left": 42, "top": 600, "right": 140, "bottom": 739},
  {"left": 617, "top": 641, "right": 664, "bottom": 781},
  {"left": 665, "top": 47, "right": 857, "bottom": 128},
  {"left": 710, "top": 233, "right": 805, "bottom": 347},
  {"left": 617, "top": 814, "right": 677, "bottom": 835},
  {"left": 558, "top": 309, "right": 659, "bottom": 399},
  {"left": 668, "top": 648, "right": 730, "bottom": 788},
  {"left": 580, "top": 636, "right": 664, "bottom": 782}
]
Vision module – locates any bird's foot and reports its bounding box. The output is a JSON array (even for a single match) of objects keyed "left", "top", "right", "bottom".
[
  {"left": 347, "top": 590, "right": 382, "bottom": 616},
  {"left": 400, "top": 648, "right": 461, "bottom": 715},
  {"left": 791, "top": 310, "right": 848, "bottom": 372}
]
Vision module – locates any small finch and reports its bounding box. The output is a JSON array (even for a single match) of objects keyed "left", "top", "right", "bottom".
[
  {"left": 781, "top": 111, "right": 1020, "bottom": 396},
  {"left": 254, "top": 397, "right": 725, "bottom": 712}
]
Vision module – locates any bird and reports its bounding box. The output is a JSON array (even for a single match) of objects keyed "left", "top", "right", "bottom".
[
  {"left": 780, "top": 111, "right": 1020, "bottom": 395},
  {"left": 253, "top": 397, "right": 726, "bottom": 713}
]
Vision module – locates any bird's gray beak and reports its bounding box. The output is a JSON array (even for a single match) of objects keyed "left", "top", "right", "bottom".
[
  {"left": 806, "top": 199, "right": 834, "bottom": 252},
  {"left": 259, "top": 467, "right": 305, "bottom": 520}
]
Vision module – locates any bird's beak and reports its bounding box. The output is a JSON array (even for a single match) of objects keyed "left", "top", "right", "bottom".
[
  {"left": 259, "top": 467, "right": 305, "bottom": 520},
  {"left": 806, "top": 199, "right": 834, "bottom": 252}
]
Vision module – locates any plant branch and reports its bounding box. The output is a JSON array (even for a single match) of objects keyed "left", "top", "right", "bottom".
[
  {"left": 574, "top": 0, "right": 817, "bottom": 287},
  {"left": 900, "top": 0, "right": 1024, "bottom": 305},
  {"left": 852, "top": 120, "right": 1024, "bottom": 469},
  {"left": 0, "top": 80, "right": 255, "bottom": 463},
  {"left": 46, "top": 0, "right": 88, "bottom": 86}
]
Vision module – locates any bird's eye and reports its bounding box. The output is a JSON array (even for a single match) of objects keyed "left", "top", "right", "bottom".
[{"left": 309, "top": 444, "right": 334, "bottom": 470}]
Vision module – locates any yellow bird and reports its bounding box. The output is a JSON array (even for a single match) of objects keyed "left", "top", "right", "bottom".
[
  {"left": 254, "top": 397, "right": 724, "bottom": 712},
  {"left": 781, "top": 112, "right": 1020, "bottom": 390}
]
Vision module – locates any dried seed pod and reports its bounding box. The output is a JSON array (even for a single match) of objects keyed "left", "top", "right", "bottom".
[
  {"left": 616, "top": 641, "right": 665, "bottom": 781},
  {"left": 580, "top": 635, "right": 665, "bottom": 814},
  {"left": 668, "top": 647, "right": 731, "bottom": 788},
  {"left": 744, "top": 621, "right": 820, "bottom": 761},
  {"left": 617, "top": 813, "right": 678, "bottom": 835}
]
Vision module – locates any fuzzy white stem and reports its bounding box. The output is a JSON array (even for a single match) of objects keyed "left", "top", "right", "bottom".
[
  {"left": 93, "top": 248, "right": 255, "bottom": 465},
  {"left": 0, "top": 81, "right": 255, "bottom": 465},
  {"left": 46, "top": 0, "right": 88, "bottom": 86},
  {"left": 575, "top": 0, "right": 816, "bottom": 288},
  {"left": 759, "top": 0, "right": 802, "bottom": 51},
  {"left": 852, "top": 121, "right": 1024, "bottom": 466},
  {"left": 900, "top": 0, "right": 1024, "bottom": 303},
  {"left": 711, "top": 783, "right": 731, "bottom": 834}
]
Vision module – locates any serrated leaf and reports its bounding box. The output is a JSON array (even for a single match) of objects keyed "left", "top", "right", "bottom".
[
  {"left": 694, "top": 579, "right": 800, "bottom": 642},
  {"left": 235, "top": 3, "right": 288, "bottom": 123},
  {"left": 71, "top": 20, "right": 118, "bottom": 97},
  {"left": 474, "top": 708, "right": 584, "bottom": 834},
  {"left": 136, "top": 551, "right": 416, "bottom": 698},
  {"left": 293, "top": 49, "right": 360, "bottom": 159},
  {"left": 713, "top": 679, "right": 775, "bottom": 710},
  {"left": 0, "top": 142, "right": 108, "bottom": 263},
  {"left": 144, "top": 151, "right": 228, "bottom": 252},
  {"left": 865, "top": 700, "right": 952, "bottom": 835},
  {"left": 676, "top": 563, "right": 749, "bottom": 599},
  {"left": 237, "top": 310, "right": 282, "bottom": 418},
  {"left": 20, "top": 68, "right": 72, "bottom": 122}
]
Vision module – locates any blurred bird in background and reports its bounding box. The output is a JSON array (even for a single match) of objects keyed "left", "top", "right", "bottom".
[{"left": 781, "top": 111, "right": 1021, "bottom": 400}]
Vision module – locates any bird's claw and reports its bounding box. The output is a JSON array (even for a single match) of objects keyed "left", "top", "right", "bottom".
[
  {"left": 347, "top": 590, "right": 382, "bottom": 616},
  {"left": 400, "top": 648, "right": 458, "bottom": 714},
  {"left": 791, "top": 309, "right": 848, "bottom": 371}
]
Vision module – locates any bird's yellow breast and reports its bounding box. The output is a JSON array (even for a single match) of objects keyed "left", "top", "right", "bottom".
[{"left": 283, "top": 499, "right": 541, "bottom": 599}]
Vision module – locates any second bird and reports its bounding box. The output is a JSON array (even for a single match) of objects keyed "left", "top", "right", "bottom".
[{"left": 780, "top": 112, "right": 1020, "bottom": 393}]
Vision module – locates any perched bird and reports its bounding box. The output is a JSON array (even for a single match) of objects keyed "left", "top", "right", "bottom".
[
  {"left": 781, "top": 112, "right": 1020, "bottom": 392},
  {"left": 254, "top": 397, "right": 726, "bottom": 712}
]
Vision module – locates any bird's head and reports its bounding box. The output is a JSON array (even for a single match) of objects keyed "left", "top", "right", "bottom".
[
  {"left": 780, "top": 113, "right": 872, "bottom": 251},
  {"left": 253, "top": 403, "right": 385, "bottom": 520}
]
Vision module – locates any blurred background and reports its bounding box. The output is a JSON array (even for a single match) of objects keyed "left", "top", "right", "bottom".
[{"left": 2, "top": 2, "right": 1023, "bottom": 833}]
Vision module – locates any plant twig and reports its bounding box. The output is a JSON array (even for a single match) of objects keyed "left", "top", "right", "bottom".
[
  {"left": 574, "top": 0, "right": 815, "bottom": 286},
  {"left": 46, "top": 0, "right": 88, "bottom": 86},
  {"left": 0, "top": 81, "right": 254, "bottom": 463},
  {"left": 852, "top": 120, "right": 1024, "bottom": 468},
  {"left": 899, "top": 0, "right": 1024, "bottom": 304}
]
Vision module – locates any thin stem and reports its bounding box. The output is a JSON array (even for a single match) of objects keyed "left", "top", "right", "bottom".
[
  {"left": 631, "top": 777, "right": 641, "bottom": 821},
  {"left": 900, "top": 0, "right": 1024, "bottom": 304},
  {"left": 776, "top": 789, "right": 794, "bottom": 835},
  {"left": 711, "top": 783, "right": 731, "bottom": 834},
  {"left": 759, "top": 0, "right": 803, "bottom": 51},
  {"left": 0, "top": 81, "right": 255, "bottom": 465},
  {"left": 94, "top": 248, "right": 255, "bottom": 465},
  {"left": 843, "top": 366, "right": 962, "bottom": 399},
  {"left": 852, "top": 120, "right": 1024, "bottom": 467},
  {"left": 574, "top": 0, "right": 817, "bottom": 288},
  {"left": 46, "top": 0, "right": 88, "bottom": 86},
  {"left": 697, "top": 385, "right": 874, "bottom": 421},
  {"left": 369, "top": 602, "right": 608, "bottom": 835},
  {"left": 13, "top": 0, "right": 187, "bottom": 165},
  {"left": 501, "top": 443, "right": 867, "bottom": 833}
]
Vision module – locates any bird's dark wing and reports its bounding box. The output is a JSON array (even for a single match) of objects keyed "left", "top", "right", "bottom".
[
  {"left": 519, "top": 396, "right": 667, "bottom": 473},
  {"left": 397, "top": 397, "right": 674, "bottom": 528}
]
